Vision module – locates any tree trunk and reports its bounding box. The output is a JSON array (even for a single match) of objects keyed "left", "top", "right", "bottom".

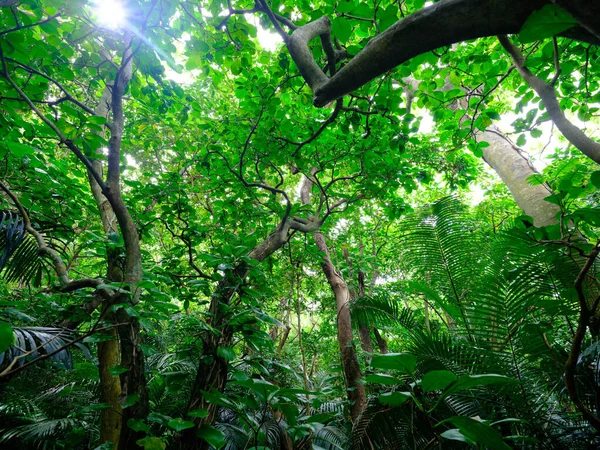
[
  {"left": 98, "top": 327, "right": 123, "bottom": 446},
  {"left": 373, "top": 328, "right": 389, "bottom": 354},
  {"left": 181, "top": 227, "right": 292, "bottom": 449},
  {"left": 314, "top": 232, "right": 366, "bottom": 422},
  {"left": 285, "top": 0, "right": 598, "bottom": 107},
  {"left": 87, "top": 43, "right": 148, "bottom": 448},
  {"left": 478, "top": 128, "right": 560, "bottom": 227}
]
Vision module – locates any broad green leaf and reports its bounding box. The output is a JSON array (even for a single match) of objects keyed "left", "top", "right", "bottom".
[
  {"left": 88, "top": 115, "right": 108, "bottom": 125},
  {"left": 438, "top": 417, "right": 511, "bottom": 450},
  {"left": 378, "top": 391, "right": 411, "bottom": 406},
  {"left": 196, "top": 425, "right": 225, "bottom": 449},
  {"left": 440, "top": 428, "right": 473, "bottom": 443},
  {"left": 0, "top": 322, "right": 14, "bottom": 353},
  {"left": 519, "top": 4, "right": 577, "bottom": 43},
  {"left": 590, "top": 171, "right": 600, "bottom": 189},
  {"left": 121, "top": 394, "right": 141, "bottom": 408},
  {"left": 109, "top": 365, "right": 128, "bottom": 376},
  {"left": 371, "top": 353, "right": 416, "bottom": 373},
  {"left": 421, "top": 370, "right": 457, "bottom": 392},
  {"left": 442, "top": 374, "right": 518, "bottom": 398},
  {"left": 128, "top": 419, "right": 150, "bottom": 433},
  {"left": 136, "top": 437, "right": 166, "bottom": 450},
  {"left": 6, "top": 141, "right": 34, "bottom": 157},
  {"left": 168, "top": 418, "right": 195, "bottom": 431},
  {"left": 188, "top": 409, "right": 209, "bottom": 418},
  {"left": 573, "top": 208, "right": 600, "bottom": 227},
  {"left": 364, "top": 373, "right": 403, "bottom": 385},
  {"left": 216, "top": 346, "right": 235, "bottom": 360}
]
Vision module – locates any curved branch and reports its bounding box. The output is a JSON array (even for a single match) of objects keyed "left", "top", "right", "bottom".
[
  {"left": 564, "top": 242, "right": 600, "bottom": 432},
  {"left": 0, "top": 47, "right": 106, "bottom": 190},
  {"left": 0, "top": 11, "right": 61, "bottom": 37},
  {"left": 284, "top": 0, "right": 599, "bottom": 107},
  {"left": 498, "top": 35, "right": 600, "bottom": 165},
  {"left": 0, "top": 181, "right": 108, "bottom": 295}
]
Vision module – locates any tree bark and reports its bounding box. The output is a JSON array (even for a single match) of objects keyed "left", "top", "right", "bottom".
[
  {"left": 498, "top": 35, "right": 600, "bottom": 165},
  {"left": 478, "top": 127, "right": 560, "bottom": 227},
  {"left": 284, "top": 0, "right": 599, "bottom": 107},
  {"left": 98, "top": 327, "right": 123, "bottom": 446},
  {"left": 182, "top": 222, "right": 309, "bottom": 449},
  {"left": 86, "top": 40, "right": 148, "bottom": 448},
  {"left": 373, "top": 328, "right": 389, "bottom": 354},
  {"left": 314, "top": 232, "right": 366, "bottom": 422}
]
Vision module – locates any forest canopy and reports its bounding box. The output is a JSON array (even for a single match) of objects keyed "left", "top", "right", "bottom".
[{"left": 0, "top": 0, "right": 599, "bottom": 449}]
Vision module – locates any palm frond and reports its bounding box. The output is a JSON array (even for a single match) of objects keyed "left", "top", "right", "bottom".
[
  {"left": 349, "top": 290, "right": 416, "bottom": 331},
  {"left": 399, "top": 196, "right": 489, "bottom": 332},
  {"left": 0, "top": 211, "right": 47, "bottom": 286},
  {"left": 0, "top": 326, "right": 91, "bottom": 370}
]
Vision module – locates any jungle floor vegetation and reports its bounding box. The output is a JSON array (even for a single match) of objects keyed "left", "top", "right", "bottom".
[{"left": 0, "top": 0, "right": 599, "bottom": 449}]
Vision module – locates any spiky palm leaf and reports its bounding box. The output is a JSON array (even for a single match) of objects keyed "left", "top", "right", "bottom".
[
  {"left": 398, "top": 196, "right": 489, "bottom": 336},
  {"left": 349, "top": 290, "right": 416, "bottom": 331},
  {"left": 0, "top": 381, "right": 101, "bottom": 448},
  {"left": 0, "top": 211, "right": 48, "bottom": 286},
  {"left": 0, "top": 326, "right": 91, "bottom": 370},
  {"left": 359, "top": 198, "right": 594, "bottom": 447}
]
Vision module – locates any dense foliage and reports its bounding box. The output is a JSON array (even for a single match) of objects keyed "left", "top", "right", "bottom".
[{"left": 0, "top": 0, "right": 599, "bottom": 449}]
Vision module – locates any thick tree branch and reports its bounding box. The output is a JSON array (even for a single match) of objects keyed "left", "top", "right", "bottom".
[
  {"left": 282, "top": 0, "right": 598, "bottom": 107},
  {"left": 498, "top": 35, "right": 600, "bottom": 165}
]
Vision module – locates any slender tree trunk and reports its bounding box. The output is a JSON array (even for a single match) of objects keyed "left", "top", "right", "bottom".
[
  {"left": 98, "top": 326, "right": 123, "bottom": 446},
  {"left": 86, "top": 42, "right": 148, "bottom": 448},
  {"left": 373, "top": 328, "right": 389, "bottom": 354},
  {"left": 314, "top": 232, "right": 366, "bottom": 422},
  {"left": 343, "top": 247, "right": 374, "bottom": 353}
]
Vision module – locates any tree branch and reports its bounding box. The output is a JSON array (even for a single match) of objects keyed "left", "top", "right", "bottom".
[
  {"left": 564, "top": 242, "right": 600, "bottom": 432},
  {"left": 0, "top": 46, "right": 106, "bottom": 190},
  {"left": 0, "top": 11, "right": 61, "bottom": 37},
  {"left": 498, "top": 35, "right": 600, "bottom": 165},
  {"left": 282, "top": 0, "right": 598, "bottom": 107}
]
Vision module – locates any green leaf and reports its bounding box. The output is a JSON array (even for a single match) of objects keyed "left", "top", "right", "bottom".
[
  {"left": 6, "top": 141, "right": 35, "bottom": 157},
  {"left": 530, "top": 128, "right": 543, "bottom": 138},
  {"left": 109, "top": 365, "right": 128, "bottom": 376},
  {"left": 370, "top": 353, "right": 416, "bottom": 373},
  {"left": 364, "top": 373, "right": 403, "bottom": 385},
  {"left": 83, "top": 332, "right": 116, "bottom": 343},
  {"left": 188, "top": 409, "right": 209, "bottom": 418},
  {"left": 195, "top": 425, "right": 225, "bottom": 449},
  {"left": 121, "top": 394, "right": 141, "bottom": 408},
  {"left": 590, "top": 171, "right": 600, "bottom": 189},
  {"left": 440, "top": 428, "right": 473, "bottom": 443},
  {"left": 168, "top": 418, "right": 195, "bottom": 431},
  {"left": 88, "top": 115, "right": 108, "bottom": 125},
  {"left": 378, "top": 391, "right": 411, "bottom": 406},
  {"left": 127, "top": 419, "right": 151, "bottom": 433},
  {"left": 442, "top": 374, "right": 518, "bottom": 398},
  {"left": 438, "top": 417, "right": 511, "bottom": 450},
  {"left": 216, "top": 346, "right": 235, "bottom": 360},
  {"left": 0, "top": 321, "right": 14, "bottom": 353},
  {"left": 421, "top": 370, "right": 457, "bottom": 392},
  {"left": 573, "top": 208, "right": 600, "bottom": 227},
  {"left": 519, "top": 4, "right": 577, "bottom": 43},
  {"left": 136, "top": 437, "right": 166, "bottom": 450}
]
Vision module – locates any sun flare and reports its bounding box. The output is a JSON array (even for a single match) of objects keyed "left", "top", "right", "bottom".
[{"left": 93, "top": 0, "right": 127, "bottom": 29}]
